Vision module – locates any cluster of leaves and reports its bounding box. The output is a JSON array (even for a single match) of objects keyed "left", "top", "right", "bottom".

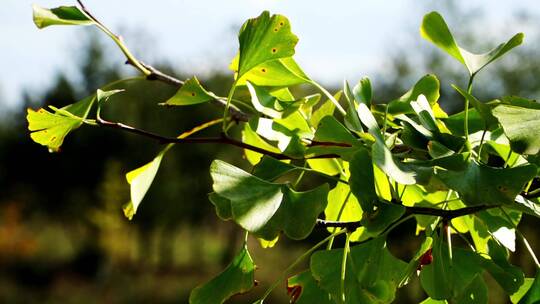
[{"left": 28, "top": 4, "right": 540, "bottom": 304}]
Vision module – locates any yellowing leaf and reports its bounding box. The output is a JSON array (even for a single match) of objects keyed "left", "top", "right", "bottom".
[
  {"left": 27, "top": 95, "right": 95, "bottom": 152},
  {"left": 123, "top": 150, "right": 165, "bottom": 220}
]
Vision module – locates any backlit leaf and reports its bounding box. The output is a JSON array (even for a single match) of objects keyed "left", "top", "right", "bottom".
[
  {"left": 32, "top": 4, "right": 93, "bottom": 29},
  {"left": 160, "top": 77, "right": 215, "bottom": 106},
  {"left": 237, "top": 11, "right": 299, "bottom": 79},
  {"left": 27, "top": 95, "right": 95, "bottom": 152},
  {"left": 189, "top": 245, "right": 255, "bottom": 304},
  {"left": 123, "top": 150, "right": 165, "bottom": 220},
  {"left": 492, "top": 104, "right": 540, "bottom": 155},
  {"left": 210, "top": 160, "right": 328, "bottom": 240},
  {"left": 421, "top": 12, "right": 523, "bottom": 75}
]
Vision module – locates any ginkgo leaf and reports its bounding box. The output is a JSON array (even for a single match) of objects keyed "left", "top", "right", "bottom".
[
  {"left": 246, "top": 82, "right": 306, "bottom": 119},
  {"left": 32, "top": 4, "right": 93, "bottom": 29},
  {"left": 492, "top": 104, "right": 540, "bottom": 155},
  {"left": 237, "top": 11, "right": 299, "bottom": 79},
  {"left": 231, "top": 55, "right": 310, "bottom": 87},
  {"left": 357, "top": 103, "right": 418, "bottom": 184},
  {"left": 436, "top": 161, "right": 536, "bottom": 207},
  {"left": 160, "top": 77, "right": 216, "bottom": 106},
  {"left": 27, "top": 95, "right": 95, "bottom": 152},
  {"left": 123, "top": 150, "right": 165, "bottom": 220},
  {"left": 421, "top": 11, "right": 523, "bottom": 75},
  {"left": 189, "top": 245, "right": 255, "bottom": 304},
  {"left": 311, "top": 237, "right": 407, "bottom": 303},
  {"left": 287, "top": 271, "right": 333, "bottom": 304},
  {"left": 210, "top": 160, "right": 328, "bottom": 240}
]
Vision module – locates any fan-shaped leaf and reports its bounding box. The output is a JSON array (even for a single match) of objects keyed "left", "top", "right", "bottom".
[{"left": 189, "top": 245, "right": 255, "bottom": 304}]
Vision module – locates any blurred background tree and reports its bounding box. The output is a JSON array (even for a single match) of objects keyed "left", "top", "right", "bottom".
[{"left": 0, "top": 3, "right": 539, "bottom": 303}]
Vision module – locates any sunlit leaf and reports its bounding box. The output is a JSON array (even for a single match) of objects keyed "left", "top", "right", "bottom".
[
  {"left": 421, "top": 11, "right": 523, "bottom": 75},
  {"left": 123, "top": 150, "right": 165, "bottom": 220},
  {"left": 210, "top": 160, "right": 328, "bottom": 240},
  {"left": 242, "top": 123, "right": 281, "bottom": 165},
  {"left": 388, "top": 74, "right": 441, "bottom": 115},
  {"left": 27, "top": 95, "right": 95, "bottom": 152},
  {"left": 452, "top": 85, "right": 499, "bottom": 130},
  {"left": 325, "top": 181, "right": 365, "bottom": 241},
  {"left": 517, "top": 272, "right": 540, "bottom": 304},
  {"left": 492, "top": 104, "right": 540, "bottom": 155},
  {"left": 160, "top": 77, "right": 215, "bottom": 106},
  {"left": 32, "top": 4, "right": 93, "bottom": 29},
  {"left": 353, "top": 77, "right": 372, "bottom": 106},
  {"left": 189, "top": 245, "right": 255, "bottom": 304},
  {"left": 236, "top": 11, "right": 299, "bottom": 79}
]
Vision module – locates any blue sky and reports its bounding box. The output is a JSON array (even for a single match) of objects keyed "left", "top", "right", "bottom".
[{"left": 1, "top": 0, "right": 538, "bottom": 108}]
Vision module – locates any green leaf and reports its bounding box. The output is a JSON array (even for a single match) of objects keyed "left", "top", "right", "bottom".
[
  {"left": 32, "top": 4, "right": 93, "bottom": 29},
  {"left": 349, "top": 148, "right": 378, "bottom": 212},
  {"left": 311, "top": 237, "right": 407, "bottom": 303},
  {"left": 325, "top": 182, "right": 365, "bottom": 242},
  {"left": 208, "top": 192, "right": 232, "bottom": 220},
  {"left": 306, "top": 115, "right": 358, "bottom": 160},
  {"left": 210, "top": 160, "right": 328, "bottom": 240},
  {"left": 160, "top": 77, "right": 215, "bottom": 106},
  {"left": 452, "top": 85, "right": 499, "bottom": 130},
  {"left": 388, "top": 74, "right": 441, "bottom": 115},
  {"left": 357, "top": 103, "right": 418, "bottom": 184},
  {"left": 399, "top": 236, "right": 433, "bottom": 287},
  {"left": 436, "top": 161, "right": 537, "bottom": 206},
  {"left": 242, "top": 123, "right": 281, "bottom": 165},
  {"left": 237, "top": 11, "right": 299, "bottom": 79},
  {"left": 232, "top": 56, "right": 311, "bottom": 86},
  {"left": 343, "top": 80, "right": 363, "bottom": 132},
  {"left": 492, "top": 104, "right": 540, "bottom": 155},
  {"left": 420, "top": 234, "right": 486, "bottom": 301},
  {"left": 410, "top": 94, "right": 439, "bottom": 132},
  {"left": 512, "top": 279, "right": 535, "bottom": 303},
  {"left": 420, "top": 298, "right": 447, "bottom": 304},
  {"left": 189, "top": 245, "right": 255, "bottom": 304},
  {"left": 518, "top": 272, "right": 540, "bottom": 304},
  {"left": 513, "top": 195, "right": 540, "bottom": 218},
  {"left": 353, "top": 77, "right": 372, "bottom": 106},
  {"left": 252, "top": 156, "right": 296, "bottom": 181},
  {"left": 481, "top": 239, "right": 524, "bottom": 294},
  {"left": 421, "top": 11, "right": 523, "bottom": 75},
  {"left": 287, "top": 271, "right": 333, "bottom": 304},
  {"left": 27, "top": 95, "right": 95, "bottom": 152},
  {"left": 310, "top": 94, "right": 337, "bottom": 128},
  {"left": 123, "top": 150, "right": 165, "bottom": 220}
]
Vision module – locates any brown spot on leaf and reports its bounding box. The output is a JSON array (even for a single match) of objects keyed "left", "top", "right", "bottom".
[
  {"left": 272, "top": 48, "right": 277, "bottom": 53},
  {"left": 287, "top": 284, "right": 302, "bottom": 303},
  {"left": 191, "top": 92, "right": 196, "bottom": 97},
  {"left": 261, "top": 68, "right": 267, "bottom": 73}
]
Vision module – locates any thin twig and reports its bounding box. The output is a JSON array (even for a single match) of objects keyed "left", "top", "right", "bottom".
[
  {"left": 316, "top": 204, "right": 498, "bottom": 230},
  {"left": 95, "top": 115, "right": 338, "bottom": 160},
  {"left": 76, "top": 0, "right": 250, "bottom": 122}
]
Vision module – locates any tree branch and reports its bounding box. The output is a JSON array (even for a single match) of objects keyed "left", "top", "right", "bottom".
[
  {"left": 76, "top": 0, "right": 250, "bottom": 122},
  {"left": 316, "top": 204, "right": 498, "bottom": 231},
  {"left": 95, "top": 116, "right": 338, "bottom": 160}
]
